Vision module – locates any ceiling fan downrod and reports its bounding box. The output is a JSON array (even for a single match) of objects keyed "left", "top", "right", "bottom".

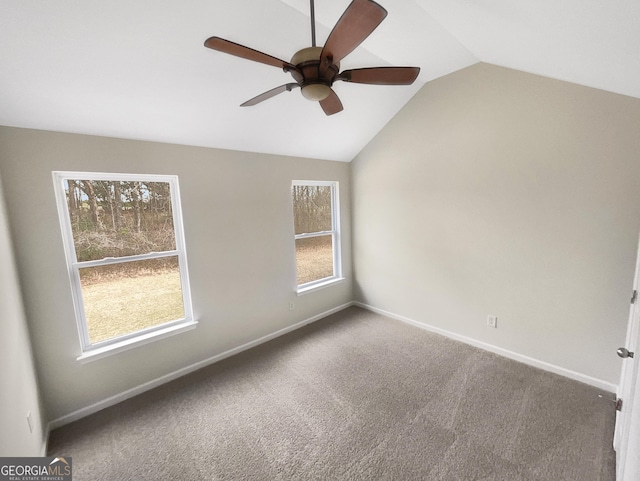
[{"left": 310, "top": 0, "right": 317, "bottom": 47}]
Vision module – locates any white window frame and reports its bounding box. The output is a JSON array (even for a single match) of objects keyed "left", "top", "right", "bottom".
[
  {"left": 52, "top": 171, "right": 196, "bottom": 362},
  {"left": 292, "top": 180, "right": 343, "bottom": 294}
]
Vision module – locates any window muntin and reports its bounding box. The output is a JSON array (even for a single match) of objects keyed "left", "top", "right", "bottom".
[
  {"left": 53, "top": 172, "right": 194, "bottom": 354},
  {"left": 292, "top": 181, "right": 341, "bottom": 290}
]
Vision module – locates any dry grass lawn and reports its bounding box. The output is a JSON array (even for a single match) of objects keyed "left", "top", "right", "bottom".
[
  {"left": 296, "top": 236, "right": 334, "bottom": 285},
  {"left": 82, "top": 270, "right": 184, "bottom": 344}
]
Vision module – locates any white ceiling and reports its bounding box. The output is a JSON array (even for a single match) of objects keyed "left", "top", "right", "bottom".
[{"left": 0, "top": 0, "right": 638, "bottom": 162}]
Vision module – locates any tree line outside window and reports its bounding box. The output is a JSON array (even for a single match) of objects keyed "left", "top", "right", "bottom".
[
  {"left": 65, "top": 180, "right": 176, "bottom": 263},
  {"left": 292, "top": 184, "right": 333, "bottom": 235}
]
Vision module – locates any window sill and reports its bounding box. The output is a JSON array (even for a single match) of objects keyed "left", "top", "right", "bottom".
[
  {"left": 296, "top": 277, "right": 345, "bottom": 296},
  {"left": 77, "top": 320, "right": 198, "bottom": 363}
]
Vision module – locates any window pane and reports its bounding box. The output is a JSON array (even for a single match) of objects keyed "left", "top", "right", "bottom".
[
  {"left": 292, "top": 185, "right": 332, "bottom": 234},
  {"left": 79, "top": 256, "right": 185, "bottom": 344},
  {"left": 64, "top": 180, "right": 176, "bottom": 262},
  {"left": 296, "top": 236, "right": 334, "bottom": 285}
]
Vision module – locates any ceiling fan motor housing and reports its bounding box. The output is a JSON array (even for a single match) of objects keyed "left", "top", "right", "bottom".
[{"left": 290, "top": 47, "right": 339, "bottom": 101}]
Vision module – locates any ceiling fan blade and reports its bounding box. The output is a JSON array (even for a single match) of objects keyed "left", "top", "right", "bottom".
[
  {"left": 241, "top": 83, "right": 300, "bottom": 107},
  {"left": 320, "top": 0, "right": 387, "bottom": 65},
  {"left": 319, "top": 89, "right": 344, "bottom": 116},
  {"left": 337, "top": 67, "right": 421, "bottom": 85},
  {"left": 204, "top": 37, "right": 295, "bottom": 70}
]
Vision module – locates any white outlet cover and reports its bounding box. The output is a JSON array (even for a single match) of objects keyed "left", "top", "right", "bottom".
[{"left": 26, "top": 411, "right": 33, "bottom": 433}]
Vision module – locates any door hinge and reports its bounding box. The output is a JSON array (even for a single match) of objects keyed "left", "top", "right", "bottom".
[
  {"left": 616, "top": 398, "right": 623, "bottom": 411},
  {"left": 632, "top": 290, "right": 637, "bottom": 304}
]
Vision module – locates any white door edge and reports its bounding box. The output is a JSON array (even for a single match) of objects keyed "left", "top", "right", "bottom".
[{"left": 615, "top": 233, "right": 640, "bottom": 480}]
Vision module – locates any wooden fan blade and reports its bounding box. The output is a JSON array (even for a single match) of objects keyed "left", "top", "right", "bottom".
[
  {"left": 319, "top": 89, "right": 344, "bottom": 116},
  {"left": 204, "top": 37, "right": 295, "bottom": 70},
  {"left": 241, "top": 83, "right": 300, "bottom": 107},
  {"left": 320, "top": 0, "right": 387, "bottom": 65},
  {"left": 337, "top": 67, "right": 420, "bottom": 85}
]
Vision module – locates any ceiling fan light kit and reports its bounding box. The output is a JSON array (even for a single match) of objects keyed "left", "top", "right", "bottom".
[
  {"left": 204, "top": 0, "right": 420, "bottom": 115},
  {"left": 301, "top": 84, "right": 332, "bottom": 101}
]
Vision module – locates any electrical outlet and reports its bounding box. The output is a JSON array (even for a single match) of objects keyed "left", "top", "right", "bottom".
[
  {"left": 487, "top": 315, "right": 498, "bottom": 328},
  {"left": 26, "top": 411, "right": 33, "bottom": 434},
  {"left": 289, "top": 301, "right": 295, "bottom": 311}
]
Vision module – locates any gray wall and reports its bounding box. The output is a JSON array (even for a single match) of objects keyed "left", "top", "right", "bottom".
[
  {"left": 351, "top": 63, "right": 640, "bottom": 385},
  {"left": 0, "top": 172, "right": 46, "bottom": 455},
  {"left": 0, "top": 127, "right": 352, "bottom": 422}
]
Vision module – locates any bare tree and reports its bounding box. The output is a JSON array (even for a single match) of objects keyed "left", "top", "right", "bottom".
[
  {"left": 132, "top": 182, "right": 142, "bottom": 233},
  {"left": 67, "top": 180, "right": 79, "bottom": 227},
  {"left": 81, "top": 180, "right": 103, "bottom": 230},
  {"left": 113, "top": 182, "right": 123, "bottom": 230},
  {"left": 293, "top": 185, "right": 332, "bottom": 234}
]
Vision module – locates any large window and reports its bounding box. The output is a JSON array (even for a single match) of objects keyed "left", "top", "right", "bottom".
[
  {"left": 53, "top": 172, "right": 194, "bottom": 360},
  {"left": 292, "top": 181, "right": 342, "bottom": 292}
]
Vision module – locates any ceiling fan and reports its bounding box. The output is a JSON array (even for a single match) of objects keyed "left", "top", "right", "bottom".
[{"left": 204, "top": 0, "right": 420, "bottom": 115}]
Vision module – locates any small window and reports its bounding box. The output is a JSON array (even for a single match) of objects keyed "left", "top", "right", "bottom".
[
  {"left": 53, "top": 172, "right": 194, "bottom": 358},
  {"left": 292, "top": 181, "right": 342, "bottom": 292}
]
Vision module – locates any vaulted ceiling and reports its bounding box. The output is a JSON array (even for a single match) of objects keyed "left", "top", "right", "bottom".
[{"left": 1, "top": 0, "right": 638, "bottom": 162}]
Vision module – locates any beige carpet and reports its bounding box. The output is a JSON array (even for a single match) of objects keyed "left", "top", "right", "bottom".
[{"left": 48, "top": 307, "right": 616, "bottom": 480}]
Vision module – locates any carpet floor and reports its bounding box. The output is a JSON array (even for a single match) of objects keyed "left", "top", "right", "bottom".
[{"left": 48, "top": 307, "right": 616, "bottom": 480}]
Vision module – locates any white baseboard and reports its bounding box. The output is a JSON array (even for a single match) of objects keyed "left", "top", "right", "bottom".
[
  {"left": 48, "top": 302, "right": 353, "bottom": 431},
  {"left": 41, "top": 429, "right": 49, "bottom": 456},
  {"left": 354, "top": 302, "right": 618, "bottom": 393},
  {"left": 47, "top": 300, "right": 616, "bottom": 434}
]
